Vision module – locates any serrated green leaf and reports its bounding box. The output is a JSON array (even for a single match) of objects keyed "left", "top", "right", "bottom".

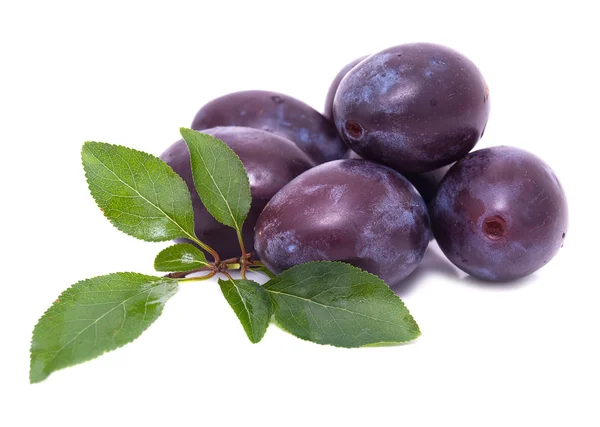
[
  {"left": 154, "top": 243, "right": 209, "bottom": 272},
  {"left": 30, "top": 273, "right": 178, "bottom": 383},
  {"left": 180, "top": 128, "right": 251, "bottom": 232},
  {"left": 264, "top": 262, "right": 420, "bottom": 348},
  {"left": 82, "top": 141, "right": 197, "bottom": 242},
  {"left": 218, "top": 278, "right": 272, "bottom": 343}
]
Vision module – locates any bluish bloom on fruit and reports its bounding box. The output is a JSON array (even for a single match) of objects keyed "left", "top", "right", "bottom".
[
  {"left": 430, "top": 146, "right": 568, "bottom": 281},
  {"left": 333, "top": 43, "right": 489, "bottom": 174},
  {"left": 191, "top": 90, "right": 348, "bottom": 164},
  {"left": 255, "top": 159, "right": 431, "bottom": 287}
]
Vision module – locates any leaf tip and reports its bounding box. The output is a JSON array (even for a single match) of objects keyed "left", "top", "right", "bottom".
[
  {"left": 81, "top": 141, "right": 94, "bottom": 158},
  {"left": 412, "top": 323, "right": 422, "bottom": 339},
  {"left": 81, "top": 140, "right": 105, "bottom": 152},
  {"left": 29, "top": 368, "right": 45, "bottom": 384},
  {"left": 29, "top": 349, "right": 48, "bottom": 384},
  {"left": 179, "top": 127, "right": 194, "bottom": 139}
]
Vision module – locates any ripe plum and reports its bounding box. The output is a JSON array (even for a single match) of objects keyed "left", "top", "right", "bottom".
[
  {"left": 334, "top": 43, "right": 489, "bottom": 173},
  {"left": 254, "top": 159, "right": 430, "bottom": 286},
  {"left": 191, "top": 90, "right": 348, "bottom": 164},
  {"left": 431, "top": 146, "right": 568, "bottom": 281}
]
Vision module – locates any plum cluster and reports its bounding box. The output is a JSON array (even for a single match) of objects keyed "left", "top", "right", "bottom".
[{"left": 162, "top": 42, "right": 568, "bottom": 284}]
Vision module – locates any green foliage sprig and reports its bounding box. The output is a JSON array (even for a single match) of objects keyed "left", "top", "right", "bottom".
[{"left": 30, "top": 128, "right": 420, "bottom": 383}]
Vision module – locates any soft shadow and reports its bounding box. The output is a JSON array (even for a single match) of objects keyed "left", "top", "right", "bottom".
[
  {"left": 361, "top": 339, "right": 420, "bottom": 348},
  {"left": 459, "top": 272, "right": 538, "bottom": 291},
  {"left": 391, "top": 243, "right": 461, "bottom": 297}
]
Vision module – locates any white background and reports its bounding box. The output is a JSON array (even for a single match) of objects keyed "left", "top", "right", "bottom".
[{"left": 1, "top": 1, "right": 598, "bottom": 426}]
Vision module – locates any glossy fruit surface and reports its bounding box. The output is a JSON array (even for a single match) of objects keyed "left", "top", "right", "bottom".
[
  {"left": 334, "top": 43, "right": 489, "bottom": 173},
  {"left": 161, "top": 126, "right": 315, "bottom": 259},
  {"left": 431, "top": 146, "right": 568, "bottom": 281},
  {"left": 254, "top": 159, "right": 430, "bottom": 287},
  {"left": 191, "top": 90, "right": 348, "bottom": 164},
  {"left": 324, "top": 55, "right": 367, "bottom": 121}
]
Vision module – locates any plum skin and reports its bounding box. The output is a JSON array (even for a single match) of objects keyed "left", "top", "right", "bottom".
[
  {"left": 323, "top": 55, "right": 368, "bottom": 121},
  {"left": 254, "top": 159, "right": 431, "bottom": 287},
  {"left": 333, "top": 43, "right": 489, "bottom": 174},
  {"left": 191, "top": 90, "right": 348, "bottom": 164},
  {"left": 161, "top": 126, "right": 315, "bottom": 260},
  {"left": 345, "top": 150, "right": 449, "bottom": 203},
  {"left": 404, "top": 165, "right": 450, "bottom": 205},
  {"left": 430, "top": 146, "right": 568, "bottom": 281}
]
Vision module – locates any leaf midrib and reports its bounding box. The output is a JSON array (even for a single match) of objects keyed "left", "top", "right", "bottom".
[
  {"left": 161, "top": 259, "right": 208, "bottom": 267},
  {"left": 87, "top": 147, "right": 197, "bottom": 243},
  {"left": 191, "top": 144, "right": 241, "bottom": 231},
  {"left": 37, "top": 281, "right": 166, "bottom": 374},
  {"left": 228, "top": 279, "right": 257, "bottom": 338},
  {"left": 265, "top": 288, "right": 409, "bottom": 327}
]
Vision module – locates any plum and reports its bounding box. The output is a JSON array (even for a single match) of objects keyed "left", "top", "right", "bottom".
[
  {"left": 430, "top": 146, "right": 568, "bottom": 281},
  {"left": 191, "top": 90, "right": 348, "bottom": 164},
  {"left": 324, "top": 55, "right": 368, "bottom": 121},
  {"left": 254, "top": 159, "right": 430, "bottom": 287},
  {"left": 334, "top": 43, "right": 489, "bottom": 173},
  {"left": 161, "top": 126, "right": 315, "bottom": 259}
]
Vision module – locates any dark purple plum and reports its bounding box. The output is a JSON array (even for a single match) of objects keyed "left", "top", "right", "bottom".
[
  {"left": 254, "top": 159, "right": 431, "bottom": 287},
  {"left": 191, "top": 90, "right": 348, "bottom": 164},
  {"left": 324, "top": 55, "right": 368, "bottom": 121},
  {"left": 161, "top": 126, "right": 315, "bottom": 259},
  {"left": 333, "top": 43, "right": 490, "bottom": 174},
  {"left": 431, "top": 146, "right": 568, "bottom": 281},
  {"left": 404, "top": 165, "right": 451, "bottom": 204}
]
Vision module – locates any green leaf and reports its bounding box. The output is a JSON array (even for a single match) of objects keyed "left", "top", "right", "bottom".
[
  {"left": 30, "top": 273, "right": 178, "bottom": 383},
  {"left": 180, "top": 128, "right": 251, "bottom": 232},
  {"left": 264, "top": 262, "right": 421, "bottom": 348},
  {"left": 154, "top": 243, "right": 209, "bottom": 272},
  {"left": 249, "top": 265, "right": 276, "bottom": 279},
  {"left": 218, "top": 278, "right": 272, "bottom": 343},
  {"left": 82, "top": 141, "right": 197, "bottom": 242}
]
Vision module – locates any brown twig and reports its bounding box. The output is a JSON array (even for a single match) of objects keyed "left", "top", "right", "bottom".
[
  {"left": 164, "top": 252, "right": 258, "bottom": 280},
  {"left": 164, "top": 265, "right": 213, "bottom": 279},
  {"left": 179, "top": 271, "right": 217, "bottom": 282},
  {"left": 221, "top": 270, "right": 234, "bottom": 281}
]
